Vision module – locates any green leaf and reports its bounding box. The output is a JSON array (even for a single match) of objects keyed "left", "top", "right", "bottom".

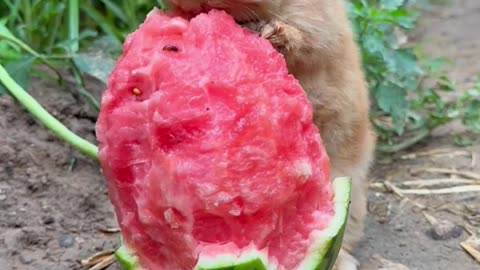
[
  {"left": 72, "top": 35, "right": 120, "bottom": 84},
  {"left": 73, "top": 52, "right": 115, "bottom": 84},
  {"left": 437, "top": 76, "right": 456, "bottom": 92},
  {"left": 0, "top": 41, "right": 22, "bottom": 61},
  {"left": 380, "top": 0, "right": 405, "bottom": 11},
  {"left": 0, "top": 56, "right": 36, "bottom": 96},
  {"left": 388, "top": 9, "right": 417, "bottom": 29},
  {"left": 0, "top": 21, "right": 24, "bottom": 59},
  {"left": 453, "top": 135, "right": 474, "bottom": 147},
  {"left": 391, "top": 49, "right": 423, "bottom": 75},
  {"left": 463, "top": 100, "right": 480, "bottom": 132},
  {"left": 363, "top": 31, "right": 385, "bottom": 54},
  {"left": 426, "top": 58, "right": 448, "bottom": 74},
  {"left": 0, "top": 20, "right": 18, "bottom": 41},
  {"left": 375, "top": 82, "right": 409, "bottom": 134},
  {"left": 0, "top": 21, "right": 41, "bottom": 58}
]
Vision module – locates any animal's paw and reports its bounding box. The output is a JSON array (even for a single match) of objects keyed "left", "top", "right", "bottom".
[
  {"left": 259, "top": 20, "right": 291, "bottom": 55},
  {"left": 240, "top": 20, "right": 265, "bottom": 34},
  {"left": 241, "top": 20, "right": 301, "bottom": 55},
  {"left": 333, "top": 249, "right": 359, "bottom": 270}
]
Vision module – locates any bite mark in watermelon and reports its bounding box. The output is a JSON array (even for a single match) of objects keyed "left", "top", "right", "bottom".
[{"left": 96, "top": 8, "right": 351, "bottom": 270}]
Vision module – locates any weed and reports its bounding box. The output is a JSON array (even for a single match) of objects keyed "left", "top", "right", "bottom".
[{"left": 348, "top": 0, "right": 480, "bottom": 151}]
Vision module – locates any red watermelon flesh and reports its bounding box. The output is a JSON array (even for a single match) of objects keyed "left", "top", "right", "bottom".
[{"left": 96, "top": 8, "right": 334, "bottom": 270}]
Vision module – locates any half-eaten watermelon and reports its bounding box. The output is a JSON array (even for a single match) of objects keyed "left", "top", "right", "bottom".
[{"left": 96, "top": 8, "right": 351, "bottom": 270}]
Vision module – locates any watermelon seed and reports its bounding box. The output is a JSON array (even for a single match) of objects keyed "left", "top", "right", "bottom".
[
  {"left": 132, "top": 88, "right": 142, "bottom": 96},
  {"left": 206, "top": 107, "right": 210, "bottom": 111},
  {"left": 163, "top": 45, "right": 179, "bottom": 52}
]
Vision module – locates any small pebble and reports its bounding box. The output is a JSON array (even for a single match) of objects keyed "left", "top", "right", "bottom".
[
  {"left": 394, "top": 224, "right": 404, "bottom": 232},
  {"left": 4, "top": 229, "right": 23, "bottom": 250},
  {"left": 427, "top": 219, "right": 463, "bottom": 240},
  {"left": 360, "top": 254, "right": 410, "bottom": 270},
  {"left": 41, "top": 216, "right": 55, "bottom": 225},
  {"left": 0, "top": 194, "right": 6, "bottom": 201},
  {"left": 58, "top": 234, "right": 75, "bottom": 248},
  {"left": 19, "top": 253, "right": 34, "bottom": 265}
]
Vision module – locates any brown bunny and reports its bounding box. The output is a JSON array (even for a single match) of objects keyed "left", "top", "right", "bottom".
[{"left": 165, "top": 1, "right": 377, "bottom": 269}]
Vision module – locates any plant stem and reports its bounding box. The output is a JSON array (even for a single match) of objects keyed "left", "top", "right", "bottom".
[
  {"left": 0, "top": 35, "right": 63, "bottom": 84},
  {"left": 0, "top": 64, "right": 99, "bottom": 161},
  {"left": 67, "top": 0, "right": 101, "bottom": 112},
  {"left": 70, "top": 59, "right": 101, "bottom": 112},
  {"left": 377, "top": 128, "right": 431, "bottom": 153}
]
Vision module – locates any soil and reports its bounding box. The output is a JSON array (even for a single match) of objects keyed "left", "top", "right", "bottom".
[{"left": 0, "top": 1, "right": 479, "bottom": 270}]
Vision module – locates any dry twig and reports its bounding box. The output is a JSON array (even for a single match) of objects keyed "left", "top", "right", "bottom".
[
  {"left": 402, "top": 178, "right": 479, "bottom": 186},
  {"left": 410, "top": 167, "right": 480, "bottom": 180},
  {"left": 400, "top": 149, "right": 470, "bottom": 160},
  {"left": 370, "top": 178, "right": 479, "bottom": 189},
  {"left": 98, "top": 227, "right": 121, "bottom": 233},
  {"left": 372, "top": 181, "right": 480, "bottom": 195},
  {"left": 81, "top": 250, "right": 116, "bottom": 270},
  {"left": 383, "top": 181, "right": 426, "bottom": 209},
  {"left": 396, "top": 185, "right": 480, "bottom": 195},
  {"left": 460, "top": 235, "right": 480, "bottom": 264}
]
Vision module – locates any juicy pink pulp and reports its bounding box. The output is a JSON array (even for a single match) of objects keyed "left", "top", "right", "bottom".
[{"left": 96, "top": 9, "right": 333, "bottom": 270}]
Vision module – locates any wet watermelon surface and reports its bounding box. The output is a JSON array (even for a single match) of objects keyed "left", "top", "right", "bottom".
[{"left": 96, "top": 9, "right": 334, "bottom": 270}]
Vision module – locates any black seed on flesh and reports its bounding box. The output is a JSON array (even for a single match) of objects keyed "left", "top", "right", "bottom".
[{"left": 163, "top": 45, "right": 179, "bottom": 52}]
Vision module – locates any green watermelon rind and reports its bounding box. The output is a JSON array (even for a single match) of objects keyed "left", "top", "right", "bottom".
[
  {"left": 115, "top": 239, "right": 141, "bottom": 270},
  {"left": 298, "top": 177, "right": 351, "bottom": 270},
  {"left": 115, "top": 177, "right": 351, "bottom": 270},
  {"left": 194, "top": 247, "right": 270, "bottom": 270}
]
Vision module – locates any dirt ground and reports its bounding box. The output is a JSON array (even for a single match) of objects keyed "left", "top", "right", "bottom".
[{"left": 0, "top": 1, "right": 479, "bottom": 270}]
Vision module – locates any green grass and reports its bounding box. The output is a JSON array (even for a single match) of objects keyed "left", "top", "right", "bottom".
[{"left": 0, "top": 0, "right": 479, "bottom": 160}]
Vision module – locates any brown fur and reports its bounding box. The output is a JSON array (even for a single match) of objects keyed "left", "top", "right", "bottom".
[{"left": 167, "top": 1, "right": 377, "bottom": 269}]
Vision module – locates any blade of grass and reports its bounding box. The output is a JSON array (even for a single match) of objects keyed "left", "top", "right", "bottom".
[
  {"left": 80, "top": 4, "right": 122, "bottom": 46},
  {"left": 100, "top": 0, "right": 128, "bottom": 24},
  {"left": 47, "top": 3, "right": 66, "bottom": 50},
  {"left": 122, "top": 0, "right": 137, "bottom": 28},
  {"left": 68, "top": 0, "right": 79, "bottom": 52},
  {"left": 66, "top": 1, "right": 101, "bottom": 112},
  {"left": 31, "top": 67, "right": 59, "bottom": 83},
  {"left": 0, "top": 63, "right": 99, "bottom": 161},
  {"left": 22, "top": 0, "right": 32, "bottom": 44},
  {"left": 70, "top": 58, "right": 100, "bottom": 112},
  {"left": 68, "top": 0, "right": 100, "bottom": 112},
  {"left": 3, "top": 0, "right": 22, "bottom": 28}
]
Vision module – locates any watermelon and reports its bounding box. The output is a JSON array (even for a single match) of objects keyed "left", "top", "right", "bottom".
[{"left": 95, "top": 8, "right": 351, "bottom": 270}]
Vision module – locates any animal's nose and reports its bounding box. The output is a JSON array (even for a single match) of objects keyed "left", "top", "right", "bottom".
[
  {"left": 169, "top": 1, "right": 203, "bottom": 13},
  {"left": 200, "top": 4, "right": 214, "bottom": 13}
]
